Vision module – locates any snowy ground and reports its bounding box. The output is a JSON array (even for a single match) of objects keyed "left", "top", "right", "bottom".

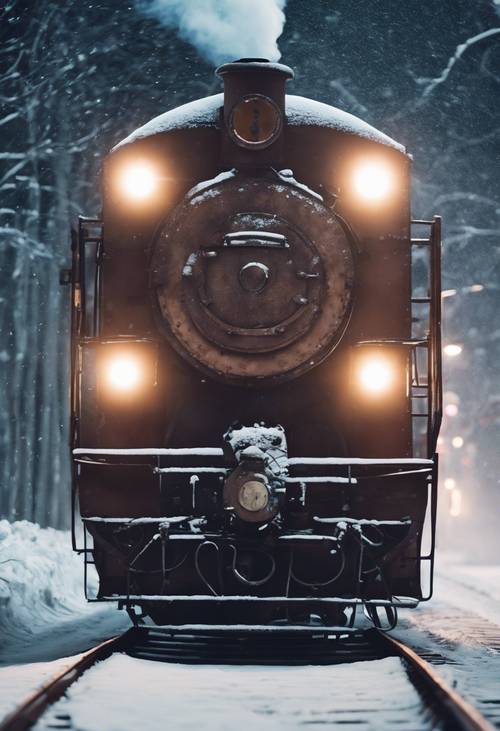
[
  {"left": 1, "top": 521, "right": 500, "bottom": 728},
  {"left": 0, "top": 521, "right": 128, "bottom": 721},
  {"left": 395, "top": 556, "right": 500, "bottom": 728},
  {"left": 33, "top": 655, "right": 435, "bottom": 731}
]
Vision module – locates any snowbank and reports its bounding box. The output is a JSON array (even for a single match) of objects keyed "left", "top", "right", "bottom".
[
  {"left": 0, "top": 521, "right": 90, "bottom": 647},
  {"left": 0, "top": 521, "right": 129, "bottom": 722},
  {"left": 0, "top": 521, "right": 128, "bottom": 664}
]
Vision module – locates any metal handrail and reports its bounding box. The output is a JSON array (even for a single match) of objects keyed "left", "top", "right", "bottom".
[{"left": 427, "top": 215, "right": 442, "bottom": 456}]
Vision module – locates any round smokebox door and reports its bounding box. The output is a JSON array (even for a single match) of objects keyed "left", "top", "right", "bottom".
[{"left": 151, "top": 174, "right": 354, "bottom": 383}]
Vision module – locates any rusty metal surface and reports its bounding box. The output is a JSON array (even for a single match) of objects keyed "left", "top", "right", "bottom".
[{"left": 152, "top": 173, "right": 354, "bottom": 383}]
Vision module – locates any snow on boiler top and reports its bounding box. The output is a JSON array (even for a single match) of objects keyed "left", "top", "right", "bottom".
[{"left": 114, "top": 93, "right": 404, "bottom": 153}]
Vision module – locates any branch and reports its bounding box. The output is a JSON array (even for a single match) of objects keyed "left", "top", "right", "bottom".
[
  {"left": 416, "top": 28, "right": 500, "bottom": 106},
  {"left": 0, "top": 112, "right": 20, "bottom": 127},
  {"left": 328, "top": 80, "right": 369, "bottom": 117},
  {"left": 444, "top": 225, "right": 500, "bottom": 246},
  {"left": 0, "top": 227, "right": 54, "bottom": 259},
  {"left": 433, "top": 192, "right": 500, "bottom": 210}
]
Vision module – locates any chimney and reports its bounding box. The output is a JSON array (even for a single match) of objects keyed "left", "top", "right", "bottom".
[{"left": 215, "top": 58, "right": 294, "bottom": 168}]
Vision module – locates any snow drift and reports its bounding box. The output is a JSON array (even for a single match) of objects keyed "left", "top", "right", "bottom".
[
  {"left": 0, "top": 520, "right": 98, "bottom": 654},
  {"left": 135, "top": 0, "right": 287, "bottom": 65}
]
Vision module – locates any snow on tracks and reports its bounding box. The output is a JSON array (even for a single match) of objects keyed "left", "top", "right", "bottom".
[{"left": 34, "top": 653, "right": 432, "bottom": 731}]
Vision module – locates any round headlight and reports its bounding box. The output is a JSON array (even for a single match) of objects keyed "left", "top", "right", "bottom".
[
  {"left": 119, "top": 162, "right": 157, "bottom": 201},
  {"left": 352, "top": 160, "right": 393, "bottom": 202},
  {"left": 357, "top": 356, "right": 394, "bottom": 396},
  {"left": 229, "top": 95, "right": 282, "bottom": 149},
  {"left": 105, "top": 356, "right": 141, "bottom": 392},
  {"left": 238, "top": 480, "right": 270, "bottom": 512}
]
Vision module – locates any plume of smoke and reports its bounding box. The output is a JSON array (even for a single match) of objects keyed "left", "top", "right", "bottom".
[{"left": 135, "top": 0, "right": 287, "bottom": 65}]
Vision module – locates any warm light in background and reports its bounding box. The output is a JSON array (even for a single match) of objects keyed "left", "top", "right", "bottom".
[
  {"left": 105, "top": 356, "right": 141, "bottom": 391},
  {"left": 444, "top": 403, "right": 458, "bottom": 417},
  {"left": 450, "top": 489, "right": 462, "bottom": 517},
  {"left": 444, "top": 477, "right": 456, "bottom": 491},
  {"left": 441, "top": 289, "right": 457, "bottom": 299},
  {"left": 452, "top": 436, "right": 464, "bottom": 449},
  {"left": 358, "top": 356, "right": 394, "bottom": 395},
  {"left": 444, "top": 344, "right": 462, "bottom": 357},
  {"left": 119, "top": 162, "right": 157, "bottom": 200},
  {"left": 352, "top": 160, "right": 394, "bottom": 202}
]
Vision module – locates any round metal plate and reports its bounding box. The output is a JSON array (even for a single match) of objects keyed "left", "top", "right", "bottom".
[
  {"left": 151, "top": 174, "right": 354, "bottom": 383},
  {"left": 229, "top": 94, "right": 282, "bottom": 149}
]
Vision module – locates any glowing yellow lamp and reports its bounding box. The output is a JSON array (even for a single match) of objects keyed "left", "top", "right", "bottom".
[
  {"left": 106, "top": 356, "right": 141, "bottom": 392},
  {"left": 358, "top": 356, "right": 394, "bottom": 396},
  {"left": 119, "top": 162, "right": 157, "bottom": 200},
  {"left": 352, "top": 160, "right": 393, "bottom": 202},
  {"left": 443, "top": 344, "right": 462, "bottom": 357}
]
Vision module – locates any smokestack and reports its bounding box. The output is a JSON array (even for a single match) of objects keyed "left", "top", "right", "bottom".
[
  {"left": 216, "top": 58, "right": 294, "bottom": 167},
  {"left": 216, "top": 58, "right": 293, "bottom": 123}
]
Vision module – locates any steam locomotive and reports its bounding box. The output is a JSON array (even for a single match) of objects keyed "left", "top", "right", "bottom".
[{"left": 67, "top": 59, "right": 442, "bottom": 628}]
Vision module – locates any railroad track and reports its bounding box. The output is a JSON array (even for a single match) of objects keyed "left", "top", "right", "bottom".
[
  {"left": 0, "top": 626, "right": 493, "bottom": 731},
  {"left": 0, "top": 631, "right": 135, "bottom": 731}
]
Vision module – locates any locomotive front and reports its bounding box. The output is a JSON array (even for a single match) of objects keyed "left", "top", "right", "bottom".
[{"left": 68, "top": 60, "right": 442, "bottom": 627}]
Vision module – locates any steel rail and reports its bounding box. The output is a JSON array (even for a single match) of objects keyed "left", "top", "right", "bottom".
[
  {"left": 0, "top": 630, "right": 135, "bottom": 731},
  {"left": 0, "top": 626, "right": 493, "bottom": 731},
  {"left": 377, "top": 631, "right": 494, "bottom": 731}
]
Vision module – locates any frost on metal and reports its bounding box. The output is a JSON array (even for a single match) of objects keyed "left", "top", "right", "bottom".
[
  {"left": 285, "top": 95, "right": 404, "bottom": 151},
  {"left": 114, "top": 94, "right": 404, "bottom": 152},
  {"left": 182, "top": 251, "right": 199, "bottom": 278},
  {"left": 73, "top": 447, "right": 224, "bottom": 456},
  {"left": 155, "top": 466, "right": 228, "bottom": 474},
  {"left": 113, "top": 94, "right": 223, "bottom": 149},
  {"left": 224, "top": 423, "right": 288, "bottom": 477},
  {"left": 313, "top": 516, "right": 412, "bottom": 526},
  {"left": 288, "top": 457, "right": 434, "bottom": 466},
  {"left": 285, "top": 476, "right": 358, "bottom": 484},
  {"left": 277, "top": 169, "right": 323, "bottom": 201},
  {"left": 188, "top": 169, "right": 236, "bottom": 199}
]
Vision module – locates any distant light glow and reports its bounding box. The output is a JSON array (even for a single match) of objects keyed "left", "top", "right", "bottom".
[
  {"left": 452, "top": 436, "right": 464, "bottom": 449},
  {"left": 445, "top": 403, "right": 458, "bottom": 417},
  {"left": 444, "top": 390, "right": 460, "bottom": 405},
  {"left": 444, "top": 344, "right": 462, "bottom": 357},
  {"left": 469, "top": 284, "right": 484, "bottom": 292},
  {"left": 450, "top": 489, "right": 462, "bottom": 517},
  {"left": 358, "top": 357, "right": 394, "bottom": 395},
  {"left": 352, "top": 160, "right": 393, "bottom": 202},
  {"left": 106, "top": 356, "right": 141, "bottom": 391},
  {"left": 442, "top": 289, "right": 457, "bottom": 299},
  {"left": 120, "top": 162, "right": 157, "bottom": 200},
  {"left": 444, "top": 477, "right": 456, "bottom": 491}
]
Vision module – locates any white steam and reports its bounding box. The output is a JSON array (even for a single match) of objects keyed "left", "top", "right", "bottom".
[{"left": 136, "top": 0, "right": 287, "bottom": 65}]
